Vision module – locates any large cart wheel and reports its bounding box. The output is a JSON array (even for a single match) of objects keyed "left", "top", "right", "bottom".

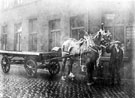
[
  {"left": 24, "top": 59, "right": 37, "bottom": 77},
  {"left": 49, "top": 59, "right": 60, "bottom": 75},
  {"left": 1, "top": 56, "right": 10, "bottom": 73}
]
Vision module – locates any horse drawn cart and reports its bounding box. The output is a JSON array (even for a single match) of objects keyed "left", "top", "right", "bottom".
[{"left": 0, "top": 50, "right": 61, "bottom": 77}]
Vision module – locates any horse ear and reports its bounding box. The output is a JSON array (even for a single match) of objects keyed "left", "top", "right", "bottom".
[
  {"left": 98, "top": 31, "right": 101, "bottom": 36},
  {"left": 84, "top": 31, "right": 88, "bottom": 36}
]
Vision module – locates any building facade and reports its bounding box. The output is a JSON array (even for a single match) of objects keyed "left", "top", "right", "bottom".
[
  {"left": 0, "top": 0, "right": 135, "bottom": 79},
  {"left": 0, "top": 0, "right": 134, "bottom": 54}
]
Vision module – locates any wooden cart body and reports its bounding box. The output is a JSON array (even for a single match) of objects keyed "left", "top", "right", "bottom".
[{"left": 0, "top": 50, "right": 61, "bottom": 77}]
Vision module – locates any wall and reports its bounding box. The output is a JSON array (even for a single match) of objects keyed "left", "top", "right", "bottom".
[{"left": 0, "top": 0, "right": 134, "bottom": 79}]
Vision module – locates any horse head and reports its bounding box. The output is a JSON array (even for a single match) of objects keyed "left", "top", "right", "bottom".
[
  {"left": 83, "top": 31, "right": 95, "bottom": 48},
  {"left": 93, "top": 29, "right": 106, "bottom": 46},
  {"left": 101, "top": 30, "right": 113, "bottom": 47},
  {"left": 82, "top": 30, "right": 107, "bottom": 49}
]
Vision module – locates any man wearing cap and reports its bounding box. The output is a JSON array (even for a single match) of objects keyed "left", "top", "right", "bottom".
[{"left": 106, "top": 41, "right": 123, "bottom": 85}]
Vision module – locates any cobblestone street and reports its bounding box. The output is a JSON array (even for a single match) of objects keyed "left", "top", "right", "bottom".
[{"left": 0, "top": 64, "right": 135, "bottom": 98}]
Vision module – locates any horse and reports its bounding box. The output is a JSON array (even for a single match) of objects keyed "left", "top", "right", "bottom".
[
  {"left": 61, "top": 29, "right": 108, "bottom": 82},
  {"left": 106, "top": 41, "right": 124, "bottom": 85}
]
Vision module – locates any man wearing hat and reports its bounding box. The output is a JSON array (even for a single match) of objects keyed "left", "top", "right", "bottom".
[{"left": 106, "top": 40, "right": 123, "bottom": 85}]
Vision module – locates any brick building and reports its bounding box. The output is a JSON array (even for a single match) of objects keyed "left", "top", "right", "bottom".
[
  {"left": 0, "top": 0, "right": 134, "bottom": 79},
  {"left": 0, "top": 0, "right": 134, "bottom": 53}
]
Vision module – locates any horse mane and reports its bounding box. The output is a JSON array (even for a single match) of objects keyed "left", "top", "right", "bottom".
[
  {"left": 68, "top": 38, "right": 78, "bottom": 42},
  {"left": 61, "top": 29, "right": 105, "bottom": 55},
  {"left": 92, "top": 31, "right": 102, "bottom": 45}
]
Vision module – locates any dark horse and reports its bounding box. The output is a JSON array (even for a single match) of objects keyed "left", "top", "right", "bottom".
[
  {"left": 61, "top": 29, "right": 108, "bottom": 84},
  {"left": 106, "top": 41, "right": 123, "bottom": 85}
]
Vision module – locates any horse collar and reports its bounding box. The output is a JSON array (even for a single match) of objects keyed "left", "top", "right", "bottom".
[{"left": 88, "top": 46, "right": 98, "bottom": 53}]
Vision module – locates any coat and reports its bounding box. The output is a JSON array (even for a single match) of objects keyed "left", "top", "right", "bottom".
[{"left": 106, "top": 44, "right": 123, "bottom": 71}]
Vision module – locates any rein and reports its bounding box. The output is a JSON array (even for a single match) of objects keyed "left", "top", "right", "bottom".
[{"left": 88, "top": 45, "right": 98, "bottom": 53}]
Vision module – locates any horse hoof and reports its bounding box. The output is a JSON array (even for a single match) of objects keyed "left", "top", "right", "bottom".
[
  {"left": 87, "top": 82, "right": 94, "bottom": 86},
  {"left": 71, "top": 77, "right": 75, "bottom": 81},
  {"left": 61, "top": 76, "right": 66, "bottom": 81},
  {"left": 117, "top": 82, "right": 121, "bottom": 86},
  {"left": 68, "top": 73, "right": 75, "bottom": 78},
  {"left": 110, "top": 83, "right": 115, "bottom": 86}
]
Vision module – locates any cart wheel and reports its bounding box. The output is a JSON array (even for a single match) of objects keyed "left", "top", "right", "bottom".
[
  {"left": 49, "top": 59, "right": 60, "bottom": 75},
  {"left": 24, "top": 59, "right": 37, "bottom": 77},
  {"left": 1, "top": 56, "right": 10, "bottom": 73}
]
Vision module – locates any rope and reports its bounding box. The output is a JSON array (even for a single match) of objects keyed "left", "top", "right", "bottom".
[
  {"left": 80, "top": 48, "right": 82, "bottom": 67},
  {"left": 88, "top": 45, "right": 98, "bottom": 53}
]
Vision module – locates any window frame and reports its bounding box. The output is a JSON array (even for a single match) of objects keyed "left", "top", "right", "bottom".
[
  {"left": 1, "top": 25, "right": 8, "bottom": 50},
  {"left": 49, "top": 19, "right": 61, "bottom": 51},
  {"left": 3, "top": 0, "right": 9, "bottom": 9},
  {"left": 29, "top": 18, "right": 38, "bottom": 51},
  {"left": 126, "top": 26, "right": 134, "bottom": 50},
  {"left": 14, "top": 23, "right": 22, "bottom": 51},
  {"left": 70, "top": 15, "right": 85, "bottom": 40}
]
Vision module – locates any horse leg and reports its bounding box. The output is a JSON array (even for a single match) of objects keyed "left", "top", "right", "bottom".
[
  {"left": 68, "top": 57, "right": 75, "bottom": 78},
  {"left": 90, "top": 62, "right": 94, "bottom": 82},
  {"left": 61, "top": 58, "right": 67, "bottom": 80},
  {"left": 86, "top": 61, "right": 94, "bottom": 85}
]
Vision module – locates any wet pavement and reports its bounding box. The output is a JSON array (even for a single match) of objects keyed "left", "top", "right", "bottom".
[{"left": 0, "top": 64, "right": 135, "bottom": 98}]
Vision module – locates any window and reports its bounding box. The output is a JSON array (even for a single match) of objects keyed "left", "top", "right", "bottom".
[
  {"left": 115, "top": 13, "right": 124, "bottom": 25},
  {"left": 14, "top": 23, "right": 22, "bottom": 51},
  {"left": 105, "top": 26, "right": 124, "bottom": 43},
  {"left": 70, "top": 15, "right": 85, "bottom": 40},
  {"left": 104, "top": 26, "right": 114, "bottom": 39},
  {"left": 18, "top": 0, "right": 23, "bottom": 4},
  {"left": 49, "top": 19, "right": 61, "bottom": 51},
  {"left": 114, "top": 26, "right": 124, "bottom": 43},
  {"left": 1, "top": 25, "right": 8, "bottom": 50},
  {"left": 126, "top": 26, "right": 134, "bottom": 50},
  {"left": 29, "top": 33, "right": 37, "bottom": 51},
  {"left": 29, "top": 19, "right": 37, "bottom": 51},
  {"left": 127, "top": 11, "right": 134, "bottom": 25},
  {"left": 104, "top": 13, "right": 124, "bottom": 43},
  {"left": 14, "top": 0, "right": 23, "bottom": 5},
  {"left": 3, "top": 0, "right": 9, "bottom": 9},
  {"left": 104, "top": 13, "right": 115, "bottom": 26},
  {"left": 3, "top": 0, "right": 16, "bottom": 9},
  {"left": 2, "top": 0, "right": 23, "bottom": 9}
]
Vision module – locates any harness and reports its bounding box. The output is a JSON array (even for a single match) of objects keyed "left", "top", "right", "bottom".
[
  {"left": 62, "top": 33, "right": 105, "bottom": 69},
  {"left": 79, "top": 44, "right": 102, "bottom": 68},
  {"left": 88, "top": 45, "right": 98, "bottom": 53}
]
